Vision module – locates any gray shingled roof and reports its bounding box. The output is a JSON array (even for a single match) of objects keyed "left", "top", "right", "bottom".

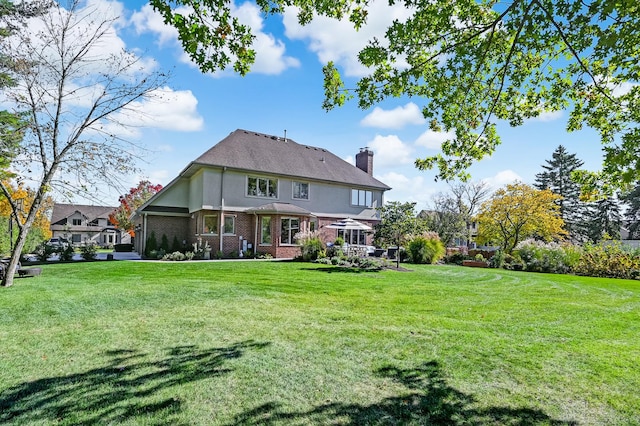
[
  {"left": 188, "top": 129, "right": 390, "bottom": 190},
  {"left": 51, "top": 203, "right": 117, "bottom": 225}
]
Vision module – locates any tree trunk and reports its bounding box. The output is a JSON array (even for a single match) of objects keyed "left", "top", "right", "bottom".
[
  {"left": 1, "top": 192, "right": 44, "bottom": 287},
  {"left": 1, "top": 224, "right": 29, "bottom": 287}
]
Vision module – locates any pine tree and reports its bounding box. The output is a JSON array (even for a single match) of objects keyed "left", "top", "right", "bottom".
[
  {"left": 621, "top": 183, "right": 640, "bottom": 239},
  {"left": 534, "top": 145, "right": 588, "bottom": 242},
  {"left": 585, "top": 198, "right": 622, "bottom": 242}
]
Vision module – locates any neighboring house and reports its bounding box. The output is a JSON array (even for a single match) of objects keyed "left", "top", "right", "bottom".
[
  {"left": 133, "top": 129, "right": 391, "bottom": 258},
  {"left": 50, "top": 204, "right": 128, "bottom": 247}
]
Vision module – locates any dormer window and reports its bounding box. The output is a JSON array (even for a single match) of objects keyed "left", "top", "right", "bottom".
[{"left": 72, "top": 219, "right": 82, "bottom": 226}]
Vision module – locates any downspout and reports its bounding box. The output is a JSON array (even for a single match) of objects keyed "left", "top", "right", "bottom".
[
  {"left": 142, "top": 213, "right": 148, "bottom": 255},
  {"left": 219, "top": 167, "right": 226, "bottom": 253},
  {"left": 253, "top": 212, "right": 258, "bottom": 254}
]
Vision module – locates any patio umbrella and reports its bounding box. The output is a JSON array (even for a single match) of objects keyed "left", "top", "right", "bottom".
[
  {"left": 325, "top": 218, "right": 372, "bottom": 247},
  {"left": 325, "top": 217, "right": 372, "bottom": 231}
]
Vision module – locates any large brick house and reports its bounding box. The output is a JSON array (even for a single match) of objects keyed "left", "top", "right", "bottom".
[
  {"left": 50, "top": 204, "right": 128, "bottom": 247},
  {"left": 133, "top": 129, "right": 391, "bottom": 258}
]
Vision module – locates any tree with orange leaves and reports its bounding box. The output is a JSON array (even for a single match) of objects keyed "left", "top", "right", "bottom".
[
  {"left": 0, "top": 180, "right": 53, "bottom": 255},
  {"left": 109, "top": 181, "right": 163, "bottom": 237}
]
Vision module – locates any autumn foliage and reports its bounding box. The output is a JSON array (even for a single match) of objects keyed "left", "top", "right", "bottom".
[
  {"left": 477, "top": 183, "right": 567, "bottom": 253},
  {"left": 109, "top": 181, "right": 162, "bottom": 236},
  {"left": 0, "top": 180, "right": 53, "bottom": 255}
]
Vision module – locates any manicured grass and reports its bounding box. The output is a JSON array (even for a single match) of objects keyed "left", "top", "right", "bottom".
[{"left": 1, "top": 261, "right": 638, "bottom": 425}]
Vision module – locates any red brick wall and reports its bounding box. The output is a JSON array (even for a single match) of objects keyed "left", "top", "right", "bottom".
[{"left": 140, "top": 215, "right": 190, "bottom": 255}]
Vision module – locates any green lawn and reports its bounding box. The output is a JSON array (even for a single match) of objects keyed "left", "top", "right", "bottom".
[{"left": 1, "top": 261, "right": 638, "bottom": 425}]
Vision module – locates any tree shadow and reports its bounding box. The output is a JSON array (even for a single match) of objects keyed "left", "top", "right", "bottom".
[
  {"left": 229, "top": 361, "right": 577, "bottom": 425},
  {"left": 0, "top": 340, "right": 269, "bottom": 425}
]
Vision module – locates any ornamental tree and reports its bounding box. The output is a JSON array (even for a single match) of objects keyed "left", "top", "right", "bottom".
[
  {"left": 477, "top": 183, "right": 567, "bottom": 253},
  {"left": 109, "top": 180, "right": 163, "bottom": 236},
  {"left": 0, "top": 0, "right": 169, "bottom": 286},
  {"left": 153, "top": 0, "right": 640, "bottom": 195}
]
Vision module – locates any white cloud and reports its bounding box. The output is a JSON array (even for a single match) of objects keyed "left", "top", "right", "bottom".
[
  {"left": 360, "top": 103, "right": 425, "bottom": 129},
  {"left": 131, "top": 2, "right": 299, "bottom": 75},
  {"left": 609, "top": 81, "right": 638, "bottom": 97},
  {"left": 131, "top": 4, "right": 179, "bottom": 45},
  {"left": 368, "top": 134, "right": 414, "bottom": 168},
  {"left": 482, "top": 170, "right": 522, "bottom": 190},
  {"left": 377, "top": 171, "right": 436, "bottom": 206},
  {"left": 92, "top": 87, "right": 204, "bottom": 138},
  {"left": 283, "top": 3, "right": 413, "bottom": 77},
  {"left": 415, "top": 129, "right": 455, "bottom": 150},
  {"left": 530, "top": 110, "right": 563, "bottom": 122}
]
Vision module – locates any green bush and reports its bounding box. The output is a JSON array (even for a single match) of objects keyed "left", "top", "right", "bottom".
[
  {"left": 297, "top": 231, "right": 325, "bottom": 261},
  {"left": 160, "top": 234, "right": 170, "bottom": 252},
  {"left": 35, "top": 242, "right": 57, "bottom": 262},
  {"left": 574, "top": 242, "right": 640, "bottom": 280},
  {"left": 80, "top": 243, "right": 97, "bottom": 261},
  {"left": 145, "top": 231, "right": 158, "bottom": 258},
  {"left": 444, "top": 252, "right": 465, "bottom": 265},
  {"left": 59, "top": 244, "right": 75, "bottom": 261},
  {"left": 162, "top": 251, "right": 186, "bottom": 261},
  {"left": 171, "top": 236, "right": 182, "bottom": 252},
  {"left": 407, "top": 232, "right": 445, "bottom": 264}
]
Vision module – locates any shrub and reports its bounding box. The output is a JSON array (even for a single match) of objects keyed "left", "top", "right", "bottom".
[
  {"left": 35, "top": 242, "right": 57, "bottom": 262},
  {"left": 488, "top": 249, "right": 504, "bottom": 268},
  {"left": 145, "top": 231, "right": 158, "bottom": 258},
  {"left": 59, "top": 244, "right": 75, "bottom": 261},
  {"left": 80, "top": 243, "right": 97, "bottom": 261},
  {"left": 296, "top": 230, "right": 325, "bottom": 261},
  {"left": 514, "top": 239, "right": 579, "bottom": 274},
  {"left": 185, "top": 251, "right": 195, "bottom": 260},
  {"left": 162, "top": 251, "right": 186, "bottom": 261},
  {"left": 407, "top": 232, "right": 445, "bottom": 264},
  {"left": 444, "top": 252, "right": 465, "bottom": 265},
  {"left": 160, "top": 234, "right": 170, "bottom": 252},
  {"left": 574, "top": 242, "right": 640, "bottom": 280},
  {"left": 171, "top": 236, "right": 181, "bottom": 252}
]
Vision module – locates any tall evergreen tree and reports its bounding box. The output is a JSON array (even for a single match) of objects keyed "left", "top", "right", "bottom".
[
  {"left": 534, "top": 145, "right": 588, "bottom": 242},
  {"left": 621, "top": 183, "right": 640, "bottom": 240},
  {"left": 586, "top": 198, "right": 622, "bottom": 242}
]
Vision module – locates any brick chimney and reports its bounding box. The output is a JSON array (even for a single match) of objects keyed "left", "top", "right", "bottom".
[{"left": 355, "top": 147, "right": 374, "bottom": 176}]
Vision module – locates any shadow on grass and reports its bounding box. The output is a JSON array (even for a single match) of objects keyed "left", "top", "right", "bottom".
[
  {"left": 230, "top": 361, "right": 577, "bottom": 425},
  {"left": 0, "top": 340, "right": 269, "bottom": 425}
]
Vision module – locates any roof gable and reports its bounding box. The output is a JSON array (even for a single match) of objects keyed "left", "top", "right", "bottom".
[
  {"left": 51, "top": 203, "right": 117, "bottom": 224},
  {"left": 189, "top": 129, "right": 390, "bottom": 190}
]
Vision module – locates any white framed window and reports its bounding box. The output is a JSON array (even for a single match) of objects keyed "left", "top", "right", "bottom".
[
  {"left": 292, "top": 181, "right": 309, "bottom": 200},
  {"left": 72, "top": 218, "right": 82, "bottom": 226},
  {"left": 203, "top": 215, "right": 218, "bottom": 234},
  {"left": 247, "top": 176, "right": 278, "bottom": 198},
  {"left": 280, "top": 217, "right": 299, "bottom": 245},
  {"left": 223, "top": 215, "right": 235, "bottom": 235},
  {"left": 351, "top": 189, "right": 373, "bottom": 207},
  {"left": 260, "top": 216, "right": 271, "bottom": 245}
]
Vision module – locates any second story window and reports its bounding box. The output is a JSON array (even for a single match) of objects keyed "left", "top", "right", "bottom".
[
  {"left": 247, "top": 176, "right": 278, "bottom": 198},
  {"left": 351, "top": 189, "right": 373, "bottom": 207},
  {"left": 292, "top": 182, "right": 309, "bottom": 200},
  {"left": 72, "top": 219, "right": 82, "bottom": 226}
]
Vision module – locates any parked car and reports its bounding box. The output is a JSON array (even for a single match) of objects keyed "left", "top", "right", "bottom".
[{"left": 46, "top": 237, "right": 69, "bottom": 248}]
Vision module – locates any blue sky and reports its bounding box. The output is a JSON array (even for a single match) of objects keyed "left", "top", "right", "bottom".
[{"left": 65, "top": 0, "right": 607, "bottom": 207}]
